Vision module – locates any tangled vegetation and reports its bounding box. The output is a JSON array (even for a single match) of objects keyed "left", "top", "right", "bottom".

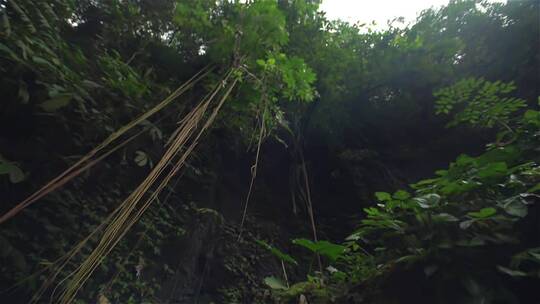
[{"left": 0, "top": 0, "right": 538, "bottom": 303}]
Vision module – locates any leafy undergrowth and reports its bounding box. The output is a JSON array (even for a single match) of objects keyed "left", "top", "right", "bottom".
[{"left": 263, "top": 83, "right": 540, "bottom": 304}]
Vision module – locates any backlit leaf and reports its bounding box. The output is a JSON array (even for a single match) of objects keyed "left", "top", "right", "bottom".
[{"left": 264, "top": 276, "right": 287, "bottom": 290}]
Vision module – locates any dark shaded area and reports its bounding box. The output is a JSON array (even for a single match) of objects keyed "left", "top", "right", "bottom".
[{"left": 0, "top": 0, "right": 538, "bottom": 303}]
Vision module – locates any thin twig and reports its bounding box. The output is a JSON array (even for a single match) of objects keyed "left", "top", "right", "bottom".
[{"left": 238, "top": 95, "right": 267, "bottom": 241}]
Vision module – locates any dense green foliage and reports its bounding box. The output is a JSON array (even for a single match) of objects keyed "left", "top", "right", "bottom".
[
  {"left": 264, "top": 87, "right": 540, "bottom": 303},
  {"left": 0, "top": 0, "right": 538, "bottom": 303}
]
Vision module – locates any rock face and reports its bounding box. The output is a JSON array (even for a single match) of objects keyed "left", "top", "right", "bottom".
[
  {"left": 156, "top": 208, "right": 223, "bottom": 303},
  {"left": 145, "top": 204, "right": 283, "bottom": 304}
]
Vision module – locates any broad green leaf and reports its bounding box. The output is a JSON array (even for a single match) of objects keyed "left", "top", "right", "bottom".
[
  {"left": 256, "top": 240, "right": 297, "bottom": 265},
  {"left": 456, "top": 154, "right": 476, "bottom": 166},
  {"left": 501, "top": 196, "right": 528, "bottom": 218},
  {"left": 293, "top": 238, "right": 318, "bottom": 252},
  {"left": 393, "top": 190, "right": 410, "bottom": 200},
  {"left": 316, "top": 241, "right": 346, "bottom": 261},
  {"left": 264, "top": 276, "right": 287, "bottom": 290},
  {"left": 411, "top": 178, "right": 439, "bottom": 188},
  {"left": 477, "top": 162, "right": 508, "bottom": 179},
  {"left": 523, "top": 110, "right": 540, "bottom": 126},
  {"left": 441, "top": 180, "right": 479, "bottom": 195},
  {"left": 467, "top": 207, "right": 496, "bottom": 219},
  {"left": 435, "top": 170, "right": 448, "bottom": 177},
  {"left": 292, "top": 239, "right": 346, "bottom": 261},
  {"left": 363, "top": 207, "right": 383, "bottom": 217},
  {"left": 414, "top": 193, "right": 441, "bottom": 208},
  {"left": 375, "top": 192, "right": 392, "bottom": 202}
]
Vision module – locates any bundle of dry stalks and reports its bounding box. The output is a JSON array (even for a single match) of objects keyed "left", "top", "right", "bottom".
[
  {"left": 0, "top": 66, "right": 213, "bottom": 225},
  {"left": 16, "top": 67, "right": 238, "bottom": 303}
]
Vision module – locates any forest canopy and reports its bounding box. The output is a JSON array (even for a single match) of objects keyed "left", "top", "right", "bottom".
[{"left": 0, "top": 0, "right": 538, "bottom": 303}]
